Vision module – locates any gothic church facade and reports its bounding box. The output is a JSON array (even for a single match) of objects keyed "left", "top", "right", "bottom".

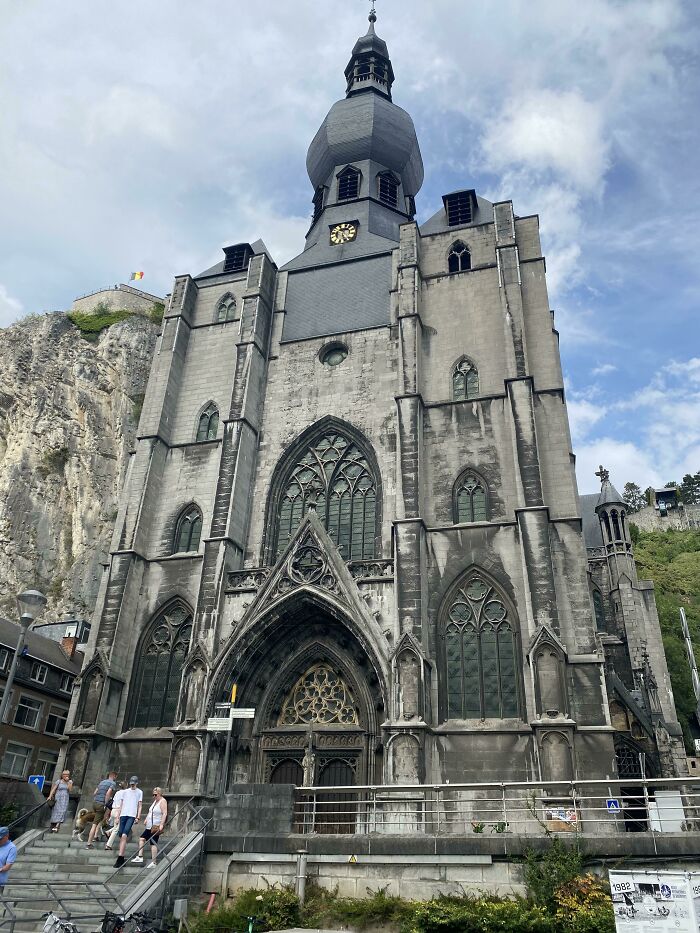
[{"left": 65, "top": 14, "right": 687, "bottom": 801}]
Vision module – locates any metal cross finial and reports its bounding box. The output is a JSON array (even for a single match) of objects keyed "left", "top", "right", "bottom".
[
  {"left": 595, "top": 464, "right": 610, "bottom": 485},
  {"left": 369, "top": 0, "right": 377, "bottom": 24}
]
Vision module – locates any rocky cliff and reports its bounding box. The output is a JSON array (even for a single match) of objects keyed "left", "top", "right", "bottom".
[{"left": 0, "top": 311, "right": 159, "bottom": 620}]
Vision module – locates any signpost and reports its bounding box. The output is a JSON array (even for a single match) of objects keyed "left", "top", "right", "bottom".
[
  {"left": 27, "top": 774, "right": 45, "bottom": 792},
  {"left": 206, "top": 685, "right": 256, "bottom": 794}
]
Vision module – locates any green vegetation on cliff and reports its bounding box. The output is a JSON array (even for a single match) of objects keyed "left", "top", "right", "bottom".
[
  {"left": 632, "top": 527, "right": 700, "bottom": 749},
  {"left": 67, "top": 304, "right": 133, "bottom": 339}
]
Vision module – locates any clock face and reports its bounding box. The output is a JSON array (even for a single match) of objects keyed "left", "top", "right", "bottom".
[{"left": 330, "top": 222, "right": 358, "bottom": 245}]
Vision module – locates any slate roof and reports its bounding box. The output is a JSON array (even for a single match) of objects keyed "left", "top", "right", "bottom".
[
  {"left": 307, "top": 93, "right": 424, "bottom": 196},
  {"left": 0, "top": 617, "right": 84, "bottom": 674},
  {"left": 596, "top": 479, "right": 624, "bottom": 508},
  {"left": 580, "top": 494, "right": 604, "bottom": 547},
  {"left": 195, "top": 239, "right": 272, "bottom": 280}
]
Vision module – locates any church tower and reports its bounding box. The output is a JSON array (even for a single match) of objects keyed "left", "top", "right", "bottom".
[{"left": 65, "top": 10, "right": 685, "bottom": 804}]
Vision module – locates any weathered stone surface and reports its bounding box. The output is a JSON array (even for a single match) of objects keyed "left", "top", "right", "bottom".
[{"left": 0, "top": 310, "right": 158, "bottom": 617}]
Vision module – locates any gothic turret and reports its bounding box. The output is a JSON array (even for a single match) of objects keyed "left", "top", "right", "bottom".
[{"left": 345, "top": 10, "right": 395, "bottom": 99}]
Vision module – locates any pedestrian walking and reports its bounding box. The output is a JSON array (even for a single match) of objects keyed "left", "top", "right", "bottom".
[
  {"left": 132, "top": 787, "right": 167, "bottom": 868},
  {"left": 114, "top": 775, "right": 142, "bottom": 868},
  {"left": 47, "top": 769, "right": 73, "bottom": 832},
  {"left": 0, "top": 826, "right": 17, "bottom": 894},
  {"left": 85, "top": 770, "right": 118, "bottom": 849},
  {"left": 104, "top": 782, "right": 126, "bottom": 851}
]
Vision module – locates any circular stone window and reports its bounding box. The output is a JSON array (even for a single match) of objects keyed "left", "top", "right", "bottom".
[{"left": 320, "top": 343, "right": 348, "bottom": 367}]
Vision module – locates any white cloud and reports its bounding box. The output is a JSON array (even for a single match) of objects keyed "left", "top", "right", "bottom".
[
  {"left": 0, "top": 284, "right": 23, "bottom": 328},
  {"left": 591, "top": 363, "right": 617, "bottom": 376},
  {"left": 568, "top": 398, "right": 607, "bottom": 445}
]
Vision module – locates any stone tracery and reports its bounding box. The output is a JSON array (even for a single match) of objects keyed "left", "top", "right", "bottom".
[{"left": 278, "top": 663, "right": 360, "bottom": 726}]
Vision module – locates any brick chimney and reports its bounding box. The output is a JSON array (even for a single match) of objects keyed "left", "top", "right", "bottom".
[{"left": 61, "top": 636, "right": 78, "bottom": 660}]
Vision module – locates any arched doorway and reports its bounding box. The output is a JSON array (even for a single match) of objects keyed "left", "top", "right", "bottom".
[
  {"left": 317, "top": 758, "right": 356, "bottom": 834},
  {"left": 270, "top": 759, "right": 303, "bottom": 786}
]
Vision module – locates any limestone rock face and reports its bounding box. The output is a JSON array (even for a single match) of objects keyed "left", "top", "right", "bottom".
[{"left": 0, "top": 311, "right": 158, "bottom": 618}]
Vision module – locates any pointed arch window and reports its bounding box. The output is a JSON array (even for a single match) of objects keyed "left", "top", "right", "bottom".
[
  {"left": 338, "top": 167, "right": 360, "bottom": 201},
  {"left": 443, "top": 573, "right": 519, "bottom": 719},
  {"left": 274, "top": 428, "right": 378, "bottom": 561},
  {"left": 448, "top": 240, "right": 471, "bottom": 274},
  {"left": 611, "top": 509, "right": 622, "bottom": 541},
  {"left": 377, "top": 172, "right": 399, "bottom": 208},
  {"left": 453, "top": 358, "right": 479, "bottom": 400},
  {"left": 196, "top": 404, "right": 219, "bottom": 442},
  {"left": 130, "top": 603, "right": 192, "bottom": 728},
  {"left": 454, "top": 471, "right": 488, "bottom": 523},
  {"left": 173, "top": 505, "right": 203, "bottom": 554},
  {"left": 278, "top": 664, "right": 359, "bottom": 726},
  {"left": 216, "top": 292, "right": 237, "bottom": 323}
]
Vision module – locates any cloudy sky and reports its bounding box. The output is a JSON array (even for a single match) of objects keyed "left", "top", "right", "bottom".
[{"left": 1, "top": 0, "right": 699, "bottom": 494}]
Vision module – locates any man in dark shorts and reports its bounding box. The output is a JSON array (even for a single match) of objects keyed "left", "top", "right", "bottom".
[
  {"left": 114, "top": 776, "right": 143, "bottom": 868},
  {"left": 86, "top": 770, "right": 118, "bottom": 849}
]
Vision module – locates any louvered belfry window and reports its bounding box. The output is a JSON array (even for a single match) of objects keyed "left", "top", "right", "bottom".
[
  {"left": 377, "top": 172, "right": 399, "bottom": 208},
  {"left": 444, "top": 574, "right": 519, "bottom": 719},
  {"left": 131, "top": 604, "right": 192, "bottom": 728},
  {"left": 276, "top": 431, "right": 377, "bottom": 560},
  {"left": 338, "top": 167, "right": 360, "bottom": 201},
  {"left": 445, "top": 191, "right": 473, "bottom": 226}
]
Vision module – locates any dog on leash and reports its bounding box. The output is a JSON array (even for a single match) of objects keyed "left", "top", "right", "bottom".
[{"left": 72, "top": 808, "right": 98, "bottom": 841}]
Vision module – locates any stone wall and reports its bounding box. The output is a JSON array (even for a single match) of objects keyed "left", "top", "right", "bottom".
[{"left": 71, "top": 285, "right": 163, "bottom": 315}]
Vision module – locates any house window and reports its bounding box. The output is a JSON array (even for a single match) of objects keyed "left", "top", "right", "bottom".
[
  {"left": 216, "top": 293, "right": 237, "bottom": 323},
  {"left": 274, "top": 427, "right": 378, "bottom": 561},
  {"left": 14, "top": 695, "right": 42, "bottom": 730},
  {"left": 1, "top": 741, "right": 31, "bottom": 778},
  {"left": 45, "top": 706, "right": 68, "bottom": 736},
  {"left": 173, "top": 506, "right": 203, "bottom": 554},
  {"left": 196, "top": 404, "right": 219, "bottom": 442},
  {"left": 445, "top": 190, "right": 474, "bottom": 226},
  {"left": 453, "top": 358, "right": 479, "bottom": 400},
  {"left": 337, "top": 167, "right": 360, "bottom": 201},
  {"left": 0, "top": 647, "right": 9, "bottom": 671},
  {"left": 59, "top": 674, "right": 74, "bottom": 694},
  {"left": 455, "top": 471, "right": 488, "bottom": 523},
  {"left": 130, "top": 603, "right": 192, "bottom": 728},
  {"left": 30, "top": 662, "right": 48, "bottom": 684},
  {"left": 443, "top": 573, "right": 519, "bottom": 720},
  {"left": 377, "top": 172, "right": 398, "bottom": 208},
  {"left": 37, "top": 749, "right": 59, "bottom": 781},
  {"left": 448, "top": 240, "right": 471, "bottom": 274}
]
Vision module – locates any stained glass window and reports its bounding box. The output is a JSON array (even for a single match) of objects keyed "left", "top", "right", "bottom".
[
  {"left": 443, "top": 574, "right": 519, "bottom": 719},
  {"left": 453, "top": 359, "right": 479, "bottom": 400},
  {"left": 592, "top": 589, "right": 606, "bottom": 630},
  {"left": 448, "top": 240, "right": 471, "bottom": 274},
  {"left": 455, "top": 472, "right": 488, "bottom": 523},
  {"left": 130, "top": 604, "right": 192, "bottom": 728},
  {"left": 174, "top": 506, "right": 203, "bottom": 553},
  {"left": 216, "top": 292, "right": 237, "bottom": 323},
  {"left": 196, "top": 404, "right": 219, "bottom": 442},
  {"left": 275, "top": 430, "right": 377, "bottom": 560}
]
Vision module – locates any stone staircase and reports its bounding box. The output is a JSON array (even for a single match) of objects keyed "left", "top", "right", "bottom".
[{"left": 0, "top": 829, "right": 145, "bottom": 933}]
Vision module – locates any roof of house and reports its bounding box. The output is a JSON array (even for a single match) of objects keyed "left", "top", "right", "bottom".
[{"left": 0, "top": 617, "right": 84, "bottom": 675}]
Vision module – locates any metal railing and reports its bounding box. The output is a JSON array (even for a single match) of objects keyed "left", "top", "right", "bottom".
[
  {"left": 7, "top": 797, "right": 50, "bottom": 834},
  {"left": 293, "top": 777, "right": 700, "bottom": 838},
  {"left": 0, "top": 798, "right": 211, "bottom": 933}
]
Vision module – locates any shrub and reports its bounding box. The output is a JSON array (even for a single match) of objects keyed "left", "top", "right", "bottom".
[
  {"left": 149, "top": 302, "right": 165, "bottom": 324},
  {"left": 523, "top": 838, "right": 584, "bottom": 911},
  {"left": 0, "top": 804, "right": 18, "bottom": 824},
  {"left": 303, "top": 883, "right": 411, "bottom": 930},
  {"left": 554, "top": 874, "right": 615, "bottom": 933},
  {"left": 190, "top": 887, "right": 299, "bottom": 933},
  {"left": 67, "top": 305, "right": 132, "bottom": 337},
  {"left": 409, "top": 897, "right": 555, "bottom": 933}
]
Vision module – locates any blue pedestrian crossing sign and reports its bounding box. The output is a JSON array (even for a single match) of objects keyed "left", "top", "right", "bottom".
[
  {"left": 606, "top": 798, "right": 620, "bottom": 812},
  {"left": 28, "top": 774, "right": 45, "bottom": 791}
]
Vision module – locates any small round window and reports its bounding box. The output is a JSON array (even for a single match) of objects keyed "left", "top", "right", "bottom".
[{"left": 320, "top": 344, "right": 348, "bottom": 367}]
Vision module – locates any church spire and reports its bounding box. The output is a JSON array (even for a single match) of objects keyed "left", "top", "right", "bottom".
[{"left": 345, "top": 3, "right": 394, "bottom": 100}]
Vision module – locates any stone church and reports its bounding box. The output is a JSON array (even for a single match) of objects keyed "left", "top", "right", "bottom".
[{"left": 64, "top": 11, "right": 687, "bottom": 804}]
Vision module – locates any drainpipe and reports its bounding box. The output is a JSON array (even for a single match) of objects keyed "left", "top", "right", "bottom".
[{"left": 295, "top": 850, "right": 308, "bottom": 904}]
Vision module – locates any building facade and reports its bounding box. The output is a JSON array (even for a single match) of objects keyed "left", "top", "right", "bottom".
[
  {"left": 1, "top": 620, "right": 82, "bottom": 788},
  {"left": 65, "top": 14, "right": 687, "bottom": 803}
]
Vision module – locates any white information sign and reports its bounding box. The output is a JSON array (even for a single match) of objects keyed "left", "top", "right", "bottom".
[
  {"left": 609, "top": 870, "right": 700, "bottom": 932},
  {"left": 207, "top": 717, "right": 233, "bottom": 732}
]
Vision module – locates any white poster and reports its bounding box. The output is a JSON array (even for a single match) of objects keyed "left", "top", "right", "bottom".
[{"left": 609, "top": 871, "right": 700, "bottom": 932}]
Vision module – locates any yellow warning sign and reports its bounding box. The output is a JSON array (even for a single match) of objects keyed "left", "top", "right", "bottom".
[{"left": 348, "top": 854, "right": 358, "bottom": 864}]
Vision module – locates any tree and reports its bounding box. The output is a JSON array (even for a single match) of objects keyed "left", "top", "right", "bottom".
[
  {"left": 679, "top": 472, "right": 700, "bottom": 505},
  {"left": 623, "top": 482, "right": 646, "bottom": 513}
]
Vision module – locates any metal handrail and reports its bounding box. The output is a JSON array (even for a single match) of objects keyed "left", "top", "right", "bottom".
[{"left": 7, "top": 797, "right": 49, "bottom": 833}]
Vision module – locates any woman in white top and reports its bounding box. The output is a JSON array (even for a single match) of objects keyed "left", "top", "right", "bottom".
[{"left": 132, "top": 787, "right": 167, "bottom": 867}]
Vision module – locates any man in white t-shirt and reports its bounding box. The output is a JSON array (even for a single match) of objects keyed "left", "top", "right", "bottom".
[{"left": 114, "top": 775, "right": 143, "bottom": 868}]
